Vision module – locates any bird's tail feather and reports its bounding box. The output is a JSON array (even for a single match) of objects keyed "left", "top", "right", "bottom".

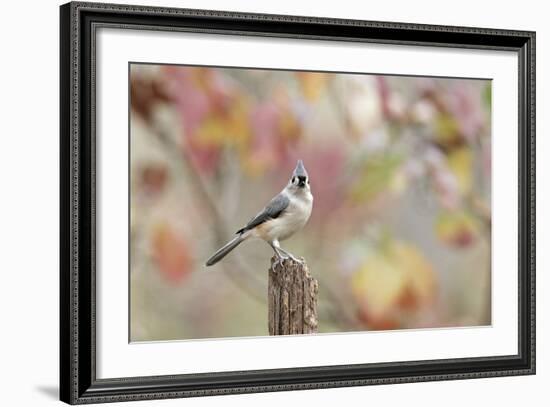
[{"left": 205, "top": 234, "right": 246, "bottom": 266}]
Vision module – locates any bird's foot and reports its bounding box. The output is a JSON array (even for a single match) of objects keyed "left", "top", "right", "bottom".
[
  {"left": 279, "top": 250, "right": 304, "bottom": 265},
  {"left": 271, "top": 249, "right": 304, "bottom": 271},
  {"left": 272, "top": 254, "right": 288, "bottom": 270}
]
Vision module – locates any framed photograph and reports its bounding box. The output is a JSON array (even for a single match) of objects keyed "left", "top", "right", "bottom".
[{"left": 60, "top": 1, "right": 535, "bottom": 404}]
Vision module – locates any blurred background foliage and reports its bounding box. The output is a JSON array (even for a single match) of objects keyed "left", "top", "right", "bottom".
[{"left": 129, "top": 64, "right": 491, "bottom": 341}]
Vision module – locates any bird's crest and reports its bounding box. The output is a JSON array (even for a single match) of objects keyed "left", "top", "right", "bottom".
[{"left": 293, "top": 160, "right": 308, "bottom": 178}]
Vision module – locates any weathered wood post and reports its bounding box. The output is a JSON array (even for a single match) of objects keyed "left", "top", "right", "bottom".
[{"left": 268, "top": 257, "right": 318, "bottom": 335}]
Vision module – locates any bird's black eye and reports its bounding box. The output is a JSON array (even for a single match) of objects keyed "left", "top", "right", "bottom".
[{"left": 291, "top": 176, "right": 297, "bottom": 184}]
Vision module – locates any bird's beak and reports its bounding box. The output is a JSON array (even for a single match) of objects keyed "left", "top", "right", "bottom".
[{"left": 293, "top": 160, "right": 308, "bottom": 178}]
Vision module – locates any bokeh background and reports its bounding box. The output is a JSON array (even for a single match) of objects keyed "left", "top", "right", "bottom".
[{"left": 129, "top": 63, "right": 491, "bottom": 341}]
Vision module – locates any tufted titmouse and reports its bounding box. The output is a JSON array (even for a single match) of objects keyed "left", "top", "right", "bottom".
[{"left": 205, "top": 160, "right": 313, "bottom": 266}]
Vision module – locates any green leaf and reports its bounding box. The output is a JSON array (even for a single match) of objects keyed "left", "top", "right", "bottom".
[
  {"left": 349, "top": 154, "right": 403, "bottom": 202},
  {"left": 483, "top": 83, "right": 492, "bottom": 108}
]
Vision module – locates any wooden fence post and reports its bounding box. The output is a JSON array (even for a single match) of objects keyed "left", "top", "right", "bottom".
[{"left": 268, "top": 257, "right": 318, "bottom": 335}]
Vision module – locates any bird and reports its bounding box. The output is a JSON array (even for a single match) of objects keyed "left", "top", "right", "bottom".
[{"left": 205, "top": 160, "right": 313, "bottom": 267}]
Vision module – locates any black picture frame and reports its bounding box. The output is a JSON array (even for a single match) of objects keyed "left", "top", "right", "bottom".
[{"left": 60, "top": 1, "right": 536, "bottom": 404}]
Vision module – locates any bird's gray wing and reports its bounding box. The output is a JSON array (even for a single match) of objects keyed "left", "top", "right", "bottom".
[{"left": 237, "top": 193, "right": 290, "bottom": 234}]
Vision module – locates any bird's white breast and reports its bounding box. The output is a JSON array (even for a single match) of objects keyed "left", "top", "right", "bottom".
[{"left": 255, "top": 190, "right": 313, "bottom": 242}]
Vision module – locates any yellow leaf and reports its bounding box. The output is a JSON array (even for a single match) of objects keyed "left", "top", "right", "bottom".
[
  {"left": 436, "top": 210, "right": 480, "bottom": 248},
  {"left": 194, "top": 97, "right": 251, "bottom": 149},
  {"left": 278, "top": 110, "right": 301, "bottom": 141},
  {"left": 393, "top": 242, "right": 436, "bottom": 308},
  {"left": 447, "top": 147, "right": 472, "bottom": 194},
  {"left": 297, "top": 72, "right": 328, "bottom": 102},
  {"left": 352, "top": 240, "right": 436, "bottom": 323},
  {"left": 241, "top": 153, "right": 276, "bottom": 177},
  {"left": 435, "top": 113, "right": 461, "bottom": 149},
  {"left": 225, "top": 97, "right": 252, "bottom": 147},
  {"left": 352, "top": 252, "right": 407, "bottom": 319},
  {"left": 194, "top": 116, "right": 226, "bottom": 146}
]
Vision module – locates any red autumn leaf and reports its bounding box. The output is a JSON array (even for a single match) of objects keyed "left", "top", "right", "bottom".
[
  {"left": 357, "top": 307, "right": 400, "bottom": 331},
  {"left": 164, "top": 66, "right": 263, "bottom": 175},
  {"left": 297, "top": 147, "right": 346, "bottom": 218},
  {"left": 151, "top": 224, "right": 194, "bottom": 284},
  {"left": 245, "top": 102, "right": 288, "bottom": 175},
  {"left": 162, "top": 66, "right": 214, "bottom": 136},
  {"left": 130, "top": 74, "right": 172, "bottom": 123},
  {"left": 138, "top": 164, "right": 168, "bottom": 197}
]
